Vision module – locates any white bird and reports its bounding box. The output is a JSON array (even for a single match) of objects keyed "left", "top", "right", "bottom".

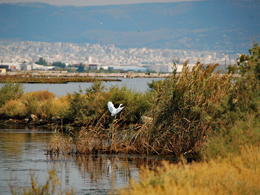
[{"left": 107, "top": 101, "right": 124, "bottom": 116}]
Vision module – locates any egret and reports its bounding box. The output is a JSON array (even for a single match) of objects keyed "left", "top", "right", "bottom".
[{"left": 107, "top": 101, "right": 124, "bottom": 116}]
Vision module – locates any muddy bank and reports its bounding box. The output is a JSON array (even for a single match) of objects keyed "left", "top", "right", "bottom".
[{"left": 0, "top": 114, "right": 74, "bottom": 129}]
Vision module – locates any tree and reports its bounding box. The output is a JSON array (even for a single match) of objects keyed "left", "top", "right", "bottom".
[
  {"left": 35, "top": 57, "right": 47, "bottom": 66},
  {"left": 77, "top": 63, "right": 85, "bottom": 72},
  {"left": 52, "top": 61, "right": 66, "bottom": 69}
]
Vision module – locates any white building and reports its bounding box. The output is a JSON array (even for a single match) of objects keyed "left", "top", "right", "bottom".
[{"left": 20, "top": 63, "right": 32, "bottom": 71}]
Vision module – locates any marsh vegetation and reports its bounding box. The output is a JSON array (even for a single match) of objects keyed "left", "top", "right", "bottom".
[{"left": 2, "top": 44, "right": 260, "bottom": 195}]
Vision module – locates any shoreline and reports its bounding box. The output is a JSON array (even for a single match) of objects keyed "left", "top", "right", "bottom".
[{"left": 0, "top": 72, "right": 171, "bottom": 83}]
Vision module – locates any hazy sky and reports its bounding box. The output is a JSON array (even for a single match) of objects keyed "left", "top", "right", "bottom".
[{"left": 0, "top": 0, "right": 203, "bottom": 6}]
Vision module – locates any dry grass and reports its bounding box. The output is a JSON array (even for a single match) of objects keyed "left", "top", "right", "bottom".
[
  {"left": 47, "top": 131, "right": 74, "bottom": 155},
  {"left": 118, "top": 146, "right": 260, "bottom": 195}
]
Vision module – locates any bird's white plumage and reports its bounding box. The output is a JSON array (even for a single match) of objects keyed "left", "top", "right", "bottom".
[
  {"left": 107, "top": 101, "right": 115, "bottom": 113},
  {"left": 107, "top": 101, "right": 124, "bottom": 116}
]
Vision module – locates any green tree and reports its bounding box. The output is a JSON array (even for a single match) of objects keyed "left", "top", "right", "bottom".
[
  {"left": 35, "top": 57, "right": 47, "bottom": 66},
  {"left": 52, "top": 61, "right": 66, "bottom": 69},
  {"left": 77, "top": 63, "right": 85, "bottom": 72}
]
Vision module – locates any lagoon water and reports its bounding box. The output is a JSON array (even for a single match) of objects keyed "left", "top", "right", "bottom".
[
  {"left": 23, "top": 77, "right": 165, "bottom": 96},
  {"left": 0, "top": 125, "right": 167, "bottom": 195}
]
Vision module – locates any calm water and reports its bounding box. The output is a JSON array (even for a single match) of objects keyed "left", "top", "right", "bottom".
[
  {"left": 23, "top": 77, "right": 165, "bottom": 96},
  {"left": 0, "top": 125, "right": 168, "bottom": 195}
]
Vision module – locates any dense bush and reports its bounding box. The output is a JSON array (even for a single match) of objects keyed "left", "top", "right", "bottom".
[
  {"left": 1, "top": 90, "right": 69, "bottom": 119},
  {"left": 1, "top": 99, "right": 27, "bottom": 118},
  {"left": 67, "top": 81, "right": 154, "bottom": 125},
  {"left": 201, "top": 43, "right": 260, "bottom": 159}
]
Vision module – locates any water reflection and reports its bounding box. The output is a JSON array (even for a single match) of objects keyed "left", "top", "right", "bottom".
[{"left": 0, "top": 126, "right": 167, "bottom": 195}]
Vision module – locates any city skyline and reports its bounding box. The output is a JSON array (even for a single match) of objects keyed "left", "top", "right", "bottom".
[{"left": 0, "top": 40, "right": 240, "bottom": 67}]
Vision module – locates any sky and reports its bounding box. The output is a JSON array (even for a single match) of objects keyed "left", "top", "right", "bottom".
[{"left": 0, "top": 0, "right": 203, "bottom": 6}]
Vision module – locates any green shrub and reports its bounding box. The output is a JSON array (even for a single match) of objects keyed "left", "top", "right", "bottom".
[
  {"left": 201, "top": 116, "right": 260, "bottom": 160},
  {"left": 200, "top": 43, "right": 260, "bottom": 160},
  {"left": 67, "top": 81, "right": 155, "bottom": 125},
  {"left": 19, "top": 90, "right": 56, "bottom": 118},
  {"left": 0, "top": 83, "right": 24, "bottom": 107},
  {"left": 1, "top": 99, "right": 27, "bottom": 118}
]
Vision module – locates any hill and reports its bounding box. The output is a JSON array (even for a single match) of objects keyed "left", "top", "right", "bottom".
[{"left": 0, "top": 1, "right": 259, "bottom": 52}]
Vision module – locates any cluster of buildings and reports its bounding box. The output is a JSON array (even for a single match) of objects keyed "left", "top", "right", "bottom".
[
  {"left": 0, "top": 62, "right": 54, "bottom": 73},
  {"left": 0, "top": 40, "right": 241, "bottom": 73}
]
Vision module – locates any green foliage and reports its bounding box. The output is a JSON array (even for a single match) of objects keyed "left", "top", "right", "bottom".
[
  {"left": 1, "top": 99, "right": 27, "bottom": 118},
  {"left": 200, "top": 43, "right": 260, "bottom": 160},
  {"left": 107, "top": 85, "right": 153, "bottom": 123},
  {"left": 77, "top": 63, "right": 85, "bottom": 72},
  {"left": 66, "top": 81, "right": 154, "bottom": 125},
  {"left": 228, "top": 43, "right": 260, "bottom": 81},
  {"left": 0, "top": 83, "right": 24, "bottom": 107},
  {"left": 35, "top": 57, "right": 48, "bottom": 66},
  {"left": 52, "top": 61, "right": 66, "bottom": 68},
  {"left": 67, "top": 82, "right": 107, "bottom": 124},
  {"left": 201, "top": 117, "right": 260, "bottom": 160}
]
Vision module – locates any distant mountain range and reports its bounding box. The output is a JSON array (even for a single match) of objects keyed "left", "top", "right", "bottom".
[{"left": 0, "top": 1, "right": 259, "bottom": 52}]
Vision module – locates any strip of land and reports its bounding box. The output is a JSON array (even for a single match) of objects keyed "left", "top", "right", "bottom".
[{"left": 0, "top": 72, "right": 171, "bottom": 83}]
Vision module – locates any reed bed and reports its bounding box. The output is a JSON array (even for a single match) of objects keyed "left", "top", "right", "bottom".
[{"left": 47, "top": 51, "right": 260, "bottom": 156}]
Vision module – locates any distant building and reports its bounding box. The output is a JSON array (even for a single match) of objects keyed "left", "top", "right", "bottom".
[
  {"left": 0, "top": 65, "right": 9, "bottom": 70},
  {"left": 0, "top": 68, "right": 6, "bottom": 73},
  {"left": 32, "top": 64, "right": 55, "bottom": 70},
  {"left": 20, "top": 63, "right": 32, "bottom": 71},
  {"left": 0, "top": 63, "right": 20, "bottom": 71},
  {"left": 88, "top": 56, "right": 92, "bottom": 64},
  {"left": 88, "top": 64, "right": 100, "bottom": 70}
]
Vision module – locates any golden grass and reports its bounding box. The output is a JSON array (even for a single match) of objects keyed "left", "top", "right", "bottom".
[
  {"left": 118, "top": 146, "right": 260, "bottom": 195},
  {"left": 21, "top": 90, "right": 55, "bottom": 101}
]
